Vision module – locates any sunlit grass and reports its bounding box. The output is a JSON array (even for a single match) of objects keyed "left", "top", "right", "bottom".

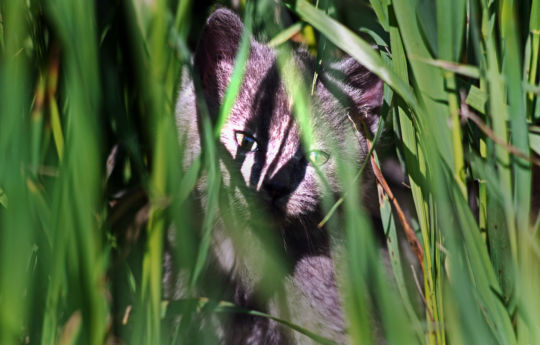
[{"left": 0, "top": 0, "right": 539, "bottom": 344}]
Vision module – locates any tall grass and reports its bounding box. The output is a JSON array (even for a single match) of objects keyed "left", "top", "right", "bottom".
[{"left": 0, "top": 0, "right": 539, "bottom": 344}]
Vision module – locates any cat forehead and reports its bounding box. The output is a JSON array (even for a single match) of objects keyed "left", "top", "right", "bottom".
[
  {"left": 227, "top": 81, "right": 295, "bottom": 136},
  {"left": 225, "top": 43, "right": 345, "bottom": 141}
]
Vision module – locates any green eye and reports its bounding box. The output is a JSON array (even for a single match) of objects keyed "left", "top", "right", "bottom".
[
  {"left": 308, "top": 150, "right": 329, "bottom": 166},
  {"left": 235, "top": 131, "right": 259, "bottom": 152}
]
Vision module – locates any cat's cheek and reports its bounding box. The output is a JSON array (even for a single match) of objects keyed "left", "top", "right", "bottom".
[
  {"left": 283, "top": 173, "right": 319, "bottom": 217},
  {"left": 327, "top": 162, "right": 343, "bottom": 192},
  {"left": 307, "top": 164, "right": 332, "bottom": 195}
]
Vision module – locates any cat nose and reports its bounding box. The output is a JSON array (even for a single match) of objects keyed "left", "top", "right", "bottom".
[{"left": 263, "top": 178, "right": 292, "bottom": 201}]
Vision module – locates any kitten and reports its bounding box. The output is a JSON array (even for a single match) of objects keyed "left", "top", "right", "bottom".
[{"left": 173, "top": 8, "right": 383, "bottom": 345}]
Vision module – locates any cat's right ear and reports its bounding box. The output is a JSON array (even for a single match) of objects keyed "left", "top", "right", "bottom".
[
  {"left": 194, "top": 9, "right": 244, "bottom": 112},
  {"left": 325, "top": 57, "right": 384, "bottom": 135}
]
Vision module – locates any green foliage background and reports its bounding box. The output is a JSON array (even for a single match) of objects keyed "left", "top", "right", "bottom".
[{"left": 0, "top": 0, "right": 539, "bottom": 344}]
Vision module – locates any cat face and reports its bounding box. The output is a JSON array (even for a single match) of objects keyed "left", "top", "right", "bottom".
[{"left": 190, "top": 9, "right": 383, "bottom": 225}]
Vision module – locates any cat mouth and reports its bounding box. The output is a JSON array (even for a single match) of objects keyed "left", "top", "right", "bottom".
[
  {"left": 266, "top": 198, "right": 287, "bottom": 215},
  {"left": 265, "top": 196, "right": 312, "bottom": 223},
  {"left": 256, "top": 190, "right": 317, "bottom": 222},
  {"left": 259, "top": 195, "right": 291, "bottom": 219}
]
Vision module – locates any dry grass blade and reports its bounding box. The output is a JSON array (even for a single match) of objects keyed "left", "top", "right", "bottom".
[{"left": 367, "top": 137, "right": 425, "bottom": 272}]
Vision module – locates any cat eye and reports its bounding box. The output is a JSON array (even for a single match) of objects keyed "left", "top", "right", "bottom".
[
  {"left": 235, "top": 131, "right": 259, "bottom": 152},
  {"left": 308, "top": 150, "right": 329, "bottom": 166}
]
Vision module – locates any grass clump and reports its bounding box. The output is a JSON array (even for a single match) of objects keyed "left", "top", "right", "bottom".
[{"left": 0, "top": 0, "right": 539, "bottom": 344}]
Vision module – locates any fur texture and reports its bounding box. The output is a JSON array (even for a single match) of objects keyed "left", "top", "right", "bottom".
[{"left": 173, "top": 8, "right": 383, "bottom": 345}]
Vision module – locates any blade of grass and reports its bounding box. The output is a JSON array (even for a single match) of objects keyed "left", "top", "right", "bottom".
[
  {"left": 0, "top": 1, "right": 34, "bottom": 344},
  {"left": 436, "top": 0, "right": 468, "bottom": 199},
  {"left": 139, "top": 0, "right": 174, "bottom": 342},
  {"left": 268, "top": 22, "right": 304, "bottom": 47},
  {"left": 368, "top": 0, "right": 389, "bottom": 31},
  {"left": 501, "top": 0, "right": 531, "bottom": 232},
  {"left": 482, "top": 0, "right": 517, "bottom": 300},
  {"left": 387, "top": 3, "right": 442, "bottom": 344},
  {"left": 47, "top": 1, "right": 110, "bottom": 344},
  {"left": 371, "top": 137, "right": 424, "bottom": 342},
  {"left": 30, "top": 74, "right": 46, "bottom": 176},
  {"left": 527, "top": 0, "right": 540, "bottom": 116},
  {"left": 411, "top": 57, "right": 480, "bottom": 79},
  {"left": 167, "top": 298, "right": 340, "bottom": 345},
  {"left": 189, "top": 113, "right": 219, "bottom": 290},
  {"left": 189, "top": 2, "right": 255, "bottom": 292}
]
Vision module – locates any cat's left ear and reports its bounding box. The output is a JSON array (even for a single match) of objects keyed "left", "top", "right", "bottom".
[
  {"left": 332, "top": 57, "right": 384, "bottom": 134},
  {"left": 193, "top": 9, "right": 244, "bottom": 117}
]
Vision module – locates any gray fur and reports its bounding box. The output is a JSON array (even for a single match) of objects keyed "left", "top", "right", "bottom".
[{"left": 173, "top": 8, "right": 383, "bottom": 345}]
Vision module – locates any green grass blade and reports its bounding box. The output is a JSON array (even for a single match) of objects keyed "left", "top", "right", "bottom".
[
  {"left": 0, "top": 1, "right": 34, "bottom": 344},
  {"left": 268, "top": 22, "right": 303, "bottom": 47},
  {"left": 44, "top": 1, "right": 110, "bottom": 345},
  {"left": 483, "top": 0, "right": 517, "bottom": 299},
  {"left": 501, "top": 0, "right": 531, "bottom": 232},
  {"left": 527, "top": 0, "right": 540, "bottom": 116}
]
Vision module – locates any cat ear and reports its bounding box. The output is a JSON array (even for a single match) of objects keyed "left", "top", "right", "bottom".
[
  {"left": 335, "top": 57, "right": 384, "bottom": 134},
  {"left": 194, "top": 9, "right": 244, "bottom": 113}
]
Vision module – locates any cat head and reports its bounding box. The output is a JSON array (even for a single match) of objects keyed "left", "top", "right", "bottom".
[{"left": 192, "top": 8, "right": 383, "bottom": 225}]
